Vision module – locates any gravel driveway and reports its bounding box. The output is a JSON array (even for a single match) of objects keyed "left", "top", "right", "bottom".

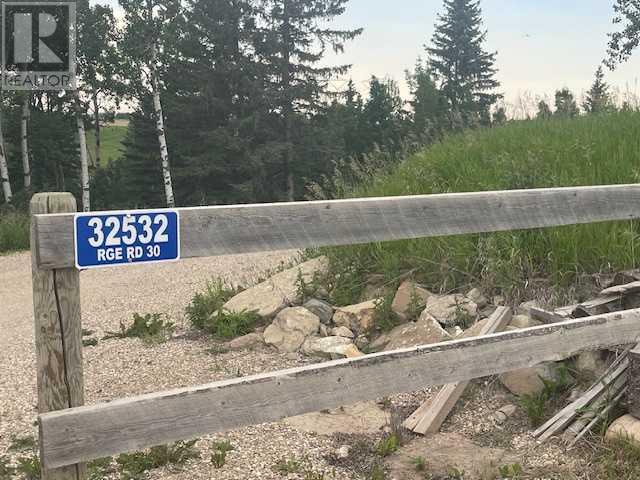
[{"left": 0, "top": 250, "right": 359, "bottom": 479}]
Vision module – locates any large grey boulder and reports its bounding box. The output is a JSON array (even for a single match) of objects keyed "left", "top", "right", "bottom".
[
  {"left": 423, "top": 294, "right": 478, "bottom": 327},
  {"left": 263, "top": 307, "right": 320, "bottom": 353},
  {"left": 303, "top": 299, "right": 334, "bottom": 324},
  {"left": 333, "top": 299, "right": 379, "bottom": 334},
  {"left": 384, "top": 311, "right": 452, "bottom": 351},
  {"left": 224, "top": 257, "right": 328, "bottom": 319}
]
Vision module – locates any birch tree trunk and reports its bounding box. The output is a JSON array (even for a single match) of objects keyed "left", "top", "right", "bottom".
[
  {"left": 0, "top": 107, "right": 12, "bottom": 204},
  {"left": 93, "top": 91, "right": 101, "bottom": 169},
  {"left": 150, "top": 44, "right": 175, "bottom": 208},
  {"left": 21, "top": 95, "right": 31, "bottom": 192},
  {"left": 75, "top": 91, "right": 91, "bottom": 211}
]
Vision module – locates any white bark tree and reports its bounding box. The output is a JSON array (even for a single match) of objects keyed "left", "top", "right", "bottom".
[
  {"left": 75, "top": 91, "right": 91, "bottom": 211},
  {"left": 0, "top": 107, "right": 11, "bottom": 204},
  {"left": 150, "top": 43, "right": 175, "bottom": 208},
  {"left": 21, "top": 95, "right": 31, "bottom": 191}
]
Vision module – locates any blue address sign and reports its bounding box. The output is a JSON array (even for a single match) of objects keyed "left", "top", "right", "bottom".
[{"left": 74, "top": 210, "right": 180, "bottom": 269}]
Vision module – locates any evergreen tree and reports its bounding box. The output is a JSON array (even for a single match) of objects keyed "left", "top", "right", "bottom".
[
  {"left": 584, "top": 66, "right": 613, "bottom": 114},
  {"left": 492, "top": 106, "right": 507, "bottom": 125},
  {"left": 406, "top": 60, "right": 446, "bottom": 141},
  {"left": 554, "top": 88, "right": 579, "bottom": 118},
  {"left": 537, "top": 100, "right": 552, "bottom": 120},
  {"left": 257, "top": 0, "right": 362, "bottom": 200},
  {"left": 361, "top": 77, "right": 407, "bottom": 153},
  {"left": 427, "top": 0, "right": 501, "bottom": 128}
]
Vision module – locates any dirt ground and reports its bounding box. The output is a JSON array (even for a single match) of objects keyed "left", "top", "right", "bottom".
[{"left": 0, "top": 251, "right": 607, "bottom": 479}]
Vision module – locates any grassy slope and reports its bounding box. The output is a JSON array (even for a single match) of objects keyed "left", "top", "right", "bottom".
[
  {"left": 326, "top": 111, "right": 640, "bottom": 304},
  {"left": 86, "top": 124, "right": 128, "bottom": 166}
]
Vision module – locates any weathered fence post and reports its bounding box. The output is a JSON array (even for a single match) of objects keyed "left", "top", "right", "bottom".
[
  {"left": 30, "top": 193, "right": 86, "bottom": 480},
  {"left": 627, "top": 345, "right": 640, "bottom": 419}
]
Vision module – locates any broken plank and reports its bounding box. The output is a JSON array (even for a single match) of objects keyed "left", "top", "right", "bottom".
[
  {"left": 39, "top": 308, "right": 640, "bottom": 469},
  {"left": 403, "top": 307, "right": 512, "bottom": 433},
  {"left": 601, "top": 281, "right": 640, "bottom": 296}
]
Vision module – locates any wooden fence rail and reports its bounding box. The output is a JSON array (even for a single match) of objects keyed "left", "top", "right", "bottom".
[{"left": 28, "top": 185, "right": 640, "bottom": 477}]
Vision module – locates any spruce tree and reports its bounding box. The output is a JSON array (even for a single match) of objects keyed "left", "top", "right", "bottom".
[
  {"left": 257, "top": 0, "right": 362, "bottom": 200},
  {"left": 537, "top": 100, "right": 552, "bottom": 120},
  {"left": 584, "top": 66, "right": 613, "bottom": 114},
  {"left": 406, "top": 59, "right": 446, "bottom": 141},
  {"left": 554, "top": 88, "right": 579, "bottom": 118},
  {"left": 427, "top": 0, "right": 501, "bottom": 128}
]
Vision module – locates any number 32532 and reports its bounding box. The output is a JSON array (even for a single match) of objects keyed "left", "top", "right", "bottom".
[{"left": 87, "top": 214, "right": 170, "bottom": 248}]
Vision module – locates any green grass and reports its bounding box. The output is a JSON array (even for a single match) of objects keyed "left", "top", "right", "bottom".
[
  {"left": 87, "top": 124, "right": 128, "bottom": 166},
  {"left": 324, "top": 112, "right": 640, "bottom": 303},
  {"left": 0, "top": 211, "right": 29, "bottom": 253}
]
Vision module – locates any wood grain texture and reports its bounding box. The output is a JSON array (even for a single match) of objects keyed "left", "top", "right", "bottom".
[
  {"left": 627, "top": 345, "right": 640, "bottom": 419},
  {"left": 403, "top": 307, "right": 512, "bottom": 433},
  {"left": 40, "top": 309, "right": 640, "bottom": 469},
  {"left": 34, "top": 184, "right": 640, "bottom": 269},
  {"left": 30, "top": 193, "right": 86, "bottom": 480}
]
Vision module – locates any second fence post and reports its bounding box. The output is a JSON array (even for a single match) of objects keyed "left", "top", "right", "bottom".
[{"left": 30, "top": 192, "right": 86, "bottom": 480}]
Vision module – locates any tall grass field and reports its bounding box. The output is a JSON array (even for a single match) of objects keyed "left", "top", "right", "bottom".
[
  {"left": 0, "top": 212, "right": 29, "bottom": 253},
  {"left": 86, "top": 124, "right": 128, "bottom": 166},
  {"left": 324, "top": 111, "right": 640, "bottom": 304}
]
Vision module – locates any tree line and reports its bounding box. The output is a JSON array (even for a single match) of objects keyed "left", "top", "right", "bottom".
[{"left": 1, "top": 0, "right": 638, "bottom": 212}]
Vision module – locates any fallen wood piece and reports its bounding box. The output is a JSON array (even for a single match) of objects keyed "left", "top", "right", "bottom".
[
  {"left": 403, "top": 307, "right": 512, "bottom": 434},
  {"left": 563, "top": 373, "right": 628, "bottom": 441},
  {"left": 553, "top": 305, "right": 578, "bottom": 319},
  {"left": 566, "top": 387, "right": 627, "bottom": 449},
  {"left": 40, "top": 309, "right": 640, "bottom": 469},
  {"left": 572, "top": 295, "right": 623, "bottom": 317},
  {"left": 533, "top": 351, "right": 631, "bottom": 442},
  {"left": 600, "top": 281, "right": 640, "bottom": 296},
  {"left": 529, "top": 307, "right": 565, "bottom": 324}
]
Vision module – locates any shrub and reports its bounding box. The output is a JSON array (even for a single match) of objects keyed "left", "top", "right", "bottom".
[
  {"left": 186, "top": 280, "right": 258, "bottom": 339},
  {"left": 0, "top": 211, "right": 29, "bottom": 253},
  {"left": 116, "top": 440, "right": 199, "bottom": 479},
  {"left": 104, "top": 313, "right": 175, "bottom": 344}
]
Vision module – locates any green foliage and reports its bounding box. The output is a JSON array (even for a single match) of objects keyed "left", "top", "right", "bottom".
[
  {"left": 274, "top": 457, "right": 302, "bottom": 474},
  {"left": 447, "top": 466, "right": 465, "bottom": 479},
  {"left": 554, "top": 88, "right": 580, "bottom": 118},
  {"left": 8, "top": 435, "right": 36, "bottom": 452},
  {"left": 406, "top": 287, "right": 426, "bottom": 322},
  {"left": 14, "top": 455, "right": 40, "bottom": 480},
  {"left": 584, "top": 67, "right": 614, "bottom": 114},
  {"left": 0, "top": 212, "right": 29, "bottom": 253},
  {"left": 104, "top": 313, "right": 175, "bottom": 344},
  {"left": 595, "top": 434, "right": 640, "bottom": 479},
  {"left": 367, "top": 464, "right": 388, "bottom": 480},
  {"left": 373, "top": 294, "right": 400, "bottom": 333},
  {"left": 88, "top": 457, "right": 115, "bottom": 480},
  {"left": 375, "top": 434, "right": 400, "bottom": 458},
  {"left": 520, "top": 365, "right": 573, "bottom": 427},
  {"left": 325, "top": 112, "right": 640, "bottom": 302},
  {"left": 498, "top": 463, "right": 523, "bottom": 479},
  {"left": 186, "top": 280, "right": 237, "bottom": 330},
  {"left": 186, "top": 280, "right": 258, "bottom": 339},
  {"left": 0, "top": 455, "right": 14, "bottom": 479},
  {"left": 116, "top": 440, "right": 199, "bottom": 479},
  {"left": 210, "top": 440, "right": 234, "bottom": 469},
  {"left": 411, "top": 455, "right": 427, "bottom": 472},
  {"left": 295, "top": 269, "right": 324, "bottom": 304}
]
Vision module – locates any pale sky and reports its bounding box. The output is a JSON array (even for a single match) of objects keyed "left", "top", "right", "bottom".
[{"left": 99, "top": 0, "right": 640, "bottom": 115}]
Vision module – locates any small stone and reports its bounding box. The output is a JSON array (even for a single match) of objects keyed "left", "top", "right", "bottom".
[
  {"left": 331, "top": 326, "right": 355, "bottom": 338},
  {"left": 509, "top": 314, "right": 542, "bottom": 329},
  {"left": 391, "top": 280, "right": 433, "bottom": 321},
  {"left": 575, "top": 351, "right": 608, "bottom": 378},
  {"left": 319, "top": 324, "right": 330, "bottom": 337},
  {"left": 355, "top": 335, "right": 369, "bottom": 350},
  {"left": 460, "top": 318, "right": 489, "bottom": 339},
  {"left": 518, "top": 300, "right": 540, "bottom": 315},
  {"left": 493, "top": 295, "right": 505, "bottom": 306},
  {"left": 607, "top": 415, "right": 640, "bottom": 445},
  {"left": 333, "top": 300, "right": 380, "bottom": 334},
  {"left": 227, "top": 332, "right": 264, "bottom": 350},
  {"left": 467, "top": 288, "right": 488, "bottom": 308},
  {"left": 302, "top": 336, "right": 359, "bottom": 358},
  {"left": 336, "top": 445, "right": 350, "bottom": 459},
  {"left": 424, "top": 294, "right": 478, "bottom": 327},
  {"left": 303, "top": 299, "right": 334, "bottom": 324}
]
